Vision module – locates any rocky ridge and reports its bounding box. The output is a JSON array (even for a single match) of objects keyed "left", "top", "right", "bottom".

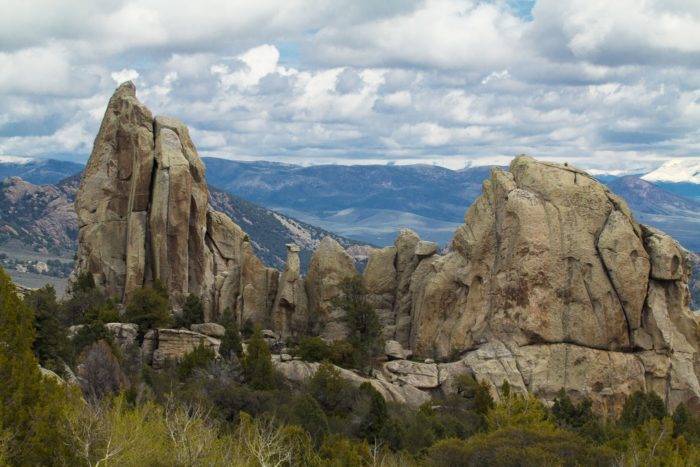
[{"left": 74, "top": 84, "right": 700, "bottom": 416}]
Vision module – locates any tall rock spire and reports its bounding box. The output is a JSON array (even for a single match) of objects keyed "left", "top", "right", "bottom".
[{"left": 74, "top": 83, "right": 278, "bottom": 321}]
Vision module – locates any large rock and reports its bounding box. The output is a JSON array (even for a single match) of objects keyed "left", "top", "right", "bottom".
[
  {"left": 274, "top": 360, "right": 430, "bottom": 407},
  {"left": 74, "top": 83, "right": 278, "bottom": 324},
  {"left": 105, "top": 322, "right": 139, "bottom": 349},
  {"left": 392, "top": 230, "right": 421, "bottom": 346},
  {"left": 147, "top": 328, "right": 221, "bottom": 369},
  {"left": 305, "top": 236, "right": 357, "bottom": 340},
  {"left": 389, "top": 156, "right": 700, "bottom": 413},
  {"left": 272, "top": 244, "right": 309, "bottom": 338},
  {"left": 74, "top": 82, "right": 154, "bottom": 301},
  {"left": 363, "top": 247, "right": 397, "bottom": 338},
  {"left": 383, "top": 360, "right": 439, "bottom": 389}
]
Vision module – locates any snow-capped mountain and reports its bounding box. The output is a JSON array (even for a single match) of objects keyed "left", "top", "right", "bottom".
[{"left": 642, "top": 158, "right": 700, "bottom": 184}]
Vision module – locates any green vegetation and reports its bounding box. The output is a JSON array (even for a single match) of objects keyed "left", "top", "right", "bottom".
[
  {"left": 336, "top": 276, "right": 382, "bottom": 373},
  {"left": 243, "top": 327, "right": 279, "bottom": 390},
  {"left": 123, "top": 282, "right": 172, "bottom": 336},
  {"left": 219, "top": 308, "right": 243, "bottom": 359},
  {"left": 0, "top": 268, "right": 76, "bottom": 465},
  {"left": 174, "top": 293, "right": 204, "bottom": 328},
  {"left": 4, "top": 265, "right": 700, "bottom": 465}
]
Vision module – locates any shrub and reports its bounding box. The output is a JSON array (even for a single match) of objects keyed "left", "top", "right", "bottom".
[
  {"left": 123, "top": 285, "right": 172, "bottom": 336},
  {"left": 358, "top": 382, "right": 388, "bottom": 441},
  {"left": 178, "top": 344, "right": 216, "bottom": 381},
  {"left": 175, "top": 294, "right": 204, "bottom": 328},
  {"left": 290, "top": 394, "right": 329, "bottom": 445},
  {"left": 619, "top": 391, "right": 667, "bottom": 429},
  {"left": 308, "top": 362, "right": 357, "bottom": 416},
  {"left": 77, "top": 339, "right": 128, "bottom": 400},
  {"left": 297, "top": 336, "right": 331, "bottom": 362},
  {"left": 243, "top": 327, "right": 278, "bottom": 390},
  {"left": 219, "top": 309, "right": 243, "bottom": 359},
  {"left": 552, "top": 388, "right": 595, "bottom": 430},
  {"left": 336, "top": 276, "right": 381, "bottom": 373}
]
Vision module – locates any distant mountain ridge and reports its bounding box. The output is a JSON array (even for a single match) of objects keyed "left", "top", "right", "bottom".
[
  {"left": 0, "top": 175, "right": 371, "bottom": 275},
  {"left": 0, "top": 157, "right": 84, "bottom": 185},
  {"left": 201, "top": 157, "right": 700, "bottom": 251},
  {"left": 2, "top": 156, "right": 698, "bottom": 251}
]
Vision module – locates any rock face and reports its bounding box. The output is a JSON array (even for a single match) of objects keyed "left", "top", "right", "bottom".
[
  {"left": 362, "top": 157, "right": 700, "bottom": 415},
  {"left": 272, "top": 244, "right": 308, "bottom": 338},
  {"left": 75, "top": 85, "right": 700, "bottom": 415},
  {"left": 305, "top": 236, "right": 357, "bottom": 341},
  {"left": 143, "top": 328, "right": 221, "bottom": 369},
  {"left": 274, "top": 360, "right": 430, "bottom": 407},
  {"left": 74, "top": 82, "right": 278, "bottom": 323}
]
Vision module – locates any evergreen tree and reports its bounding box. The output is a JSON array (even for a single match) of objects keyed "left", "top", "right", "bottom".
[
  {"left": 620, "top": 391, "right": 667, "bottom": 429},
  {"left": 0, "top": 267, "right": 75, "bottom": 464},
  {"left": 175, "top": 294, "right": 204, "bottom": 328},
  {"left": 219, "top": 309, "right": 243, "bottom": 359},
  {"left": 358, "top": 382, "right": 388, "bottom": 441},
  {"left": 123, "top": 284, "right": 172, "bottom": 336},
  {"left": 336, "top": 276, "right": 381, "bottom": 373},
  {"left": 243, "top": 327, "right": 277, "bottom": 390},
  {"left": 24, "top": 284, "right": 73, "bottom": 370},
  {"left": 552, "top": 389, "right": 594, "bottom": 430}
]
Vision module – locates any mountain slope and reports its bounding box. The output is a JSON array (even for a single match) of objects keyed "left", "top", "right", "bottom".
[
  {"left": 0, "top": 157, "right": 84, "bottom": 184},
  {"left": 642, "top": 158, "right": 700, "bottom": 184},
  {"left": 606, "top": 175, "right": 700, "bottom": 251}
]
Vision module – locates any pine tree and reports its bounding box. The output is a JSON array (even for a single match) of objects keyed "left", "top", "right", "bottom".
[
  {"left": 243, "top": 327, "right": 277, "bottom": 390},
  {"left": 336, "top": 276, "right": 381, "bottom": 373},
  {"left": 24, "top": 284, "right": 73, "bottom": 370},
  {"left": 219, "top": 309, "right": 243, "bottom": 359},
  {"left": 0, "top": 267, "right": 75, "bottom": 464},
  {"left": 358, "top": 382, "right": 388, "bottom": 441},
  {"left": 175, "top": 294, "right": 204, "bottom": 328},
  {"left": 123, "top": 285, "right": 172, "bottom": 336}
]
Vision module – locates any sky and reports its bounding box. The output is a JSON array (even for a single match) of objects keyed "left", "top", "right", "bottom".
[{"left": 0, "top": 0, "right": 699, "bottom": 172}]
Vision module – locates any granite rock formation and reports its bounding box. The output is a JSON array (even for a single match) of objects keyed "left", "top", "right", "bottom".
[
  {"left": 361, "top": 157, "right": 700, "bottom": 415},
  {"left": 74, "top": 82, "right": 278, "bottom": 322},
  {"left": 74, "top": 84, "right": 700, "bottom": 415}
]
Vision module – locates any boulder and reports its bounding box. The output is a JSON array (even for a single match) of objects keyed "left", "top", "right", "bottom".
[
  {"left": 414, "top": 240, "right": 438, "bottom": 257},
  {"left": 148, "top": 329, "right": 221, "bottom": 369},
  {"left": 105, "top": 322, "right": 139, "bottom": 349},
  {"left": 383, "top": 360, "right": 439, "bottom": 389},
  {"left": 274, "top": 360, "right": 430, "bottom": 407},
  {"left": 190, "top": 322, "right": 226, "bottom": 338},
  {"left": 305, "top": 236, "right": 357, "bottom": 340},
  {"left": 385, "top": 340, "right": 412, "bottom": 360}
]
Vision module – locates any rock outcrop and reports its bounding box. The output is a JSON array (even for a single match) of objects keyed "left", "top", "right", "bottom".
[
  {"left": 143, "top": 328, "right": 221, "bottom": 369},
  {"left": 74, "top": 82, "right": 278, "bottom": 322},
  {"left": 75, "top": 85, "right": 700, "bottom": 415},
  {"left": 360, "top": 156, "right": 700, "bottom": 415},
  {"left": 271, "top": 244, "right": 308, "bottom": 338},
  {"left": 305, "top": 236, "right": 357, "bottom": 341}
]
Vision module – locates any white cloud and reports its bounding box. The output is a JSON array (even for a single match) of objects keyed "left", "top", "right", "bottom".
[
  {"left": 0, "top": 0, "right": 698, "bottom": 172},
  {"left": 111, "top": 68, "right": 139, "bottom": 84}
]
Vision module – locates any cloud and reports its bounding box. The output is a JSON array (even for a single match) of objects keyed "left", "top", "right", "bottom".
[
  {"left": 111, "top": 68, "right": 140, "bottom": 84},
  {"left": 0, "top": 0, "right": 698, "bottom": 172}
]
